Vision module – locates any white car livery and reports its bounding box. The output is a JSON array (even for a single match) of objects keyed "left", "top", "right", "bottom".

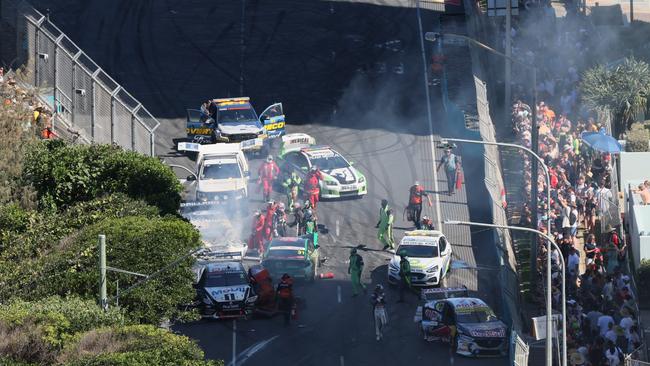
[
  {"left": 277, "top": 133, "right": 367, "bottom": 198},
  {"left": 388, "top": 230, "right": 452, "bottom": 286},
  {"left": 194, "top": 260, "right": 257, "bottom": 319},
  {"left": 178, "top": 142, "right": 250, "bottom": 208}
]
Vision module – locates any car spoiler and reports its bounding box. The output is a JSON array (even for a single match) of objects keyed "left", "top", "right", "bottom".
[
  {"left": 197, "top": 249, "right": 243, "bottom": 261},
  {"left": 420, "top": 286, "right": 469, "bottom": 301},
  {"left": 279, "top": 133, "right": 315, "bottom": 154}
]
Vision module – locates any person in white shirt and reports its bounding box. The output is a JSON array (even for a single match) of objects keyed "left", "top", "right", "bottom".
[
  {"left": 568, "top": 248, "right": 580, "bottom": 278},
  {"left": 619, "top": 311, "right": 634, "bottom": 338},
  {"left": 604, "top": 341, "right": 622, "bottom": 366},
  {"left": 604, "top": 322, "right": 618, "bottom": 344},
  {"left": 603, "top": 276, "right": 614, "bottom": 302},
  {"left": 598, "top": 311, "right": 615, "bottom": 337}
]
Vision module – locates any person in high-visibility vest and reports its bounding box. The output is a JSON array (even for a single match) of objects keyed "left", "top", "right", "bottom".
[
  {"left": 282, "top": 172, "right": 302, "bottom": 209},
  {"left": 348, "top": 248, "right": 366, "bottom": 296},
  {"left": 276, "top": 273, "right": 294, "bottom": 326},
  {"left": 303, "top": 209, "right": 318, "bottom": 248},
  {"left": 407, "top": 181, "right": 432, "bottom": 229},
  {"left": 398, "top": 251, "right": 412, "bottom": 303},
  {"left": 376, "top": 199, "right": 394, "bottom": 251}
]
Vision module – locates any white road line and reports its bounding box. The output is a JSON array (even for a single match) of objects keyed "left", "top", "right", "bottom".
[
  {"left": 232, "top": 319, "right": 237, "bottom": 366},
  {"left": 337, "top": 285, "right": 342, "bottom": 303},
  {"left": 336, "top": 219, "right": 340, "bottom": 236},
  {"left": 416, "top": 0, "right": 443, "bottom": 230},
  {"left": 228, "top": 335, "right": 280, "bottom": 366},
  {"left": 340, "top": 355, "right": 345, "bottom": 366}
]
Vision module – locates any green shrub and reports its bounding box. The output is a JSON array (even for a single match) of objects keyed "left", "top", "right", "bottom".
[
  {"left": 0, "top": 195, "right": 164, "bottom": 305},
  {"left": 22, "top": 216, "right": 201, "bottom": 324},
  {"left": 0, "top": 296, "right": 126, "bottom": 365},
  {"left": 638, "top": 259, "right": 650, "bottom": 303},
  {"left": 626, "top": 122, "right": 650, "bottom": 152},
  {"left": 23, "top": 141, "right": 181, "bottom": 214},
  {"left": 60, "top": 325, "right": 219, "bottom": 366}
]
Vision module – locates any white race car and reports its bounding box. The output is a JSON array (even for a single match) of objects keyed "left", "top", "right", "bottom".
[
  {"left": 388, "top": 230, "right": 452, "bottom": 286},
  {"left": 277, "top": 133, "right": 367, "bottom": 199}
]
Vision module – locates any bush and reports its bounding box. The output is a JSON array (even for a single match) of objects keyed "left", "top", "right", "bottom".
[
  {"left": 21, "top": 216, "right": 201, "bottom": 324},
  {"left": 60, "top": 325, "right": 219, "bottom": 366},
  {"left": 626, "top": 122, "right": 650, "bottom": 152},
  {"left": 23, "top": 141, "right": 181, "bottom": 214},
  {"left": 0, "top": 195, "right": 162, "bottom": 303},
  {"left": 0, "top": 296, "right": 126, "bottom": 365},
  {"left": 638, "top": 259, "right": 650, "bottom": 304}
]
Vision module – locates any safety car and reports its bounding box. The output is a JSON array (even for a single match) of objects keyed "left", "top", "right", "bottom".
[
  {"left": 186, "top": 97, "right": 285, "bottom": 152},
  {"left": 276, "top": 133, "right": 367, "bottom": 198},
  {"left": 387, "top": 230, "right": 452, "bottom": 287},
  {"left": 193, "top": 257, "right": 257, "bottom": 320},
  {"left": 261, "top": 236, "right": 320, "bottom": 282},
  {"left": 415, "top": 287, "right": 508, "bottom": 357}
]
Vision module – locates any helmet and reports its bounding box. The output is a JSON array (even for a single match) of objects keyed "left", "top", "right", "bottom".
[
  {"left": 291, "top": 171, "right": 299, "bottom": 178},
  {"left": 422, "top": 215, "right": 430, "bottom": 222},
  {"left": 375, "top": 284, "right": 384, "bottom": 291},
  {"left": 281, "top": 273, "right": 290, "bottom": 280},
  {"left": 399, "top": 250, "right": 408, "bottom": 258},
  {"left": 292, "top": 202, "right": 301, "bottom": 210},
  {"left": 254, "top": 210, "right": 261, "bottom": 216},
  {"left": 310, "top": 165, "right": 318, "bottom": 171},
  {"left": 304, "top": 209, "right": 313, "bottom": 220},
  {"left": 381, "top": 199, "right": 388, "bottom": 206},
  {"left": 304, "top": 200, "right": 311, "bottom": 208},
  {"left": 267, "top": 155, "right": 274, "bottom": 162},
  {"left": 267, "top": 200, "right": 275, "bottom": 206},
  {"left": 278, "top": 202, "right": 285, "bottom": 211},
  {"left": 414, "top": 181, "right": 420, "bottom": 186},
  {"left": 350, "top": 248, "right": 357, "bottom": 254}
]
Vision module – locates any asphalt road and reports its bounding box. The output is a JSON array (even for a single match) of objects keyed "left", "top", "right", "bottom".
[{"left": 31, "top": 1, "right": 506, "bottom": 365}]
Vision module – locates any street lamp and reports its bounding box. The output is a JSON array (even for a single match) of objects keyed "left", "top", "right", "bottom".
[
  {"left": 444, "top": 220, "right": 566, "bottom": 365},
  {"left": 439, "top": 137, "right": 565, "bottom": 366}
]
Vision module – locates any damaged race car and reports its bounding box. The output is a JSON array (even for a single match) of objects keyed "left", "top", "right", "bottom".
[
  {"left": 193, "top": 254, "right": 257, "bottom": 320},
  {"left": 415, "top": 287, "right": 508, "bottom": 357},
  {"left": 277, "top": 133, "right": 367, "bottom": 198}
]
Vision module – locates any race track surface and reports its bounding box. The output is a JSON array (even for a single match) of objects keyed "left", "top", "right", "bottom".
[{"left": 31, "top": 1, "right": 507, "bottom": 365}]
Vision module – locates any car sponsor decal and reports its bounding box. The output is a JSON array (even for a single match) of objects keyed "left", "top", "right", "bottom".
[
  {"left": 187, "top": 127, "right": 212, "bottom": 135},
  {"left": 264, "top": 121, "right": 285, "bottom": 130},
  {"left": 306, "top": 149, "right": 336, "bottom": 158},
  {"left": 400, "top": 237, "right": 438, "bottom": 246},
  {"left": 206, "top": 286, "right": 248, "bottom": 302}
]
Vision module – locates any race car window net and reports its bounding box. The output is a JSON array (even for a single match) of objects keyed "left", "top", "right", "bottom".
[
  {"left": 202, "top": 272, "right": 248, "bottom": 287},
  {"left": 309, "top": 155, "right": 348, "bottom": 171},
  {"left": 398, "top": 244, "right": 439, "bottom": 258},
  {"left": 201, "top": 162, "right": 242, "bottom": 180},
  {"left": 218, "top": 108, "right": 257, "bottom": 124}
]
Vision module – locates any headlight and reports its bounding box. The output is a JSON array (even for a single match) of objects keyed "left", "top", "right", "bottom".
[
  {"left": 358, "top": 176, "right": 365, "bottom": 183},
  {"left": 458, "top": 333, "right": 474, "bottom": 343},
  {"left": 246, "top": 295, "right": 258, "bottom": 304},
  {"left": 325, "top": 180, "right": 338, "bottom": 187},
  {"left": 426, "top": 265, "right": 439, "bottom": 274}
]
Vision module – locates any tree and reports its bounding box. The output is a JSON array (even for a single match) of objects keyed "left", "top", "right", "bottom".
[
  {"left": 626, "top": 122, "right": 650, "bottom": 151},
  {"left": 9, "top": 215, "right": 202, "bottom": 324},
  {"left": 0, "top": 297, "right": 219, "bottom": 366},
  {"left": 581, "top": 57, "right": 650, "bottom": 136},
  {"left": 22, "top": 141, "right": 182, "bottom": 214}
]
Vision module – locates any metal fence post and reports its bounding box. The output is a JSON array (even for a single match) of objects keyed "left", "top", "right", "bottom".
[
  {"left": 131, "top": 114, "right": 136, "bottom": 151},
  {"left": 110, "top": 95, "right": 116, "bottom": 144},
  {"left": 71, "top": 61, "right": 76, "bottom": 127},
  {"left": 150, "top": 131, "right": 155, "bottom": 157},
  {"left": 34, "top": 24, "right": 39, "bottom": 86}
]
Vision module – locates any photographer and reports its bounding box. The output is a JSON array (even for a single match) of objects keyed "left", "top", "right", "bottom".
[{"left": 371, "top": 284, "right": 388, "bottom": 341}]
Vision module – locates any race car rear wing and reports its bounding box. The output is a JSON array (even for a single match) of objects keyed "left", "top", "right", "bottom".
[
  {"left": 420, "top": 286, "right": 469, "bottom": 301},
  {"left": 178, "top": 138, "right": 264, "bottom": 153},
  {"left": 279, "top": 133, "right": 315, "bottom": 154}
]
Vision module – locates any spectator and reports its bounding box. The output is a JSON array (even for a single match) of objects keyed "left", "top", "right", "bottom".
[
  {"left": 633, "top": 183, "right": 650, "bottom": 205},
  {"left": 597, "top": 310, "right": 615, "bottom": 337},
  {"left": 604, "top": 340, "right": 622, "bottom": 366}
]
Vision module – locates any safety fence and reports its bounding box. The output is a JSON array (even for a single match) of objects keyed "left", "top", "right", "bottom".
[
  {"left": 512, "top": 331, "right": 530, "bottom": 366},
  {"left": 626, "top": 358, "right": 650, "bottom": 366},
  {"left": 0, "top": 0, "right": 159, "bottom": 156}
]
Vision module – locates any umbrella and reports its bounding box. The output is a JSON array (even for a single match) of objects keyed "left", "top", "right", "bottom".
[{"left": 580, "top": 128, "right": 622, "bottom": 153}]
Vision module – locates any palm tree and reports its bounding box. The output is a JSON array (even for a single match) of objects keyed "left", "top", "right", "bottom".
[{"left": 581, "top": 57, "right": 650, "bottom": 137}]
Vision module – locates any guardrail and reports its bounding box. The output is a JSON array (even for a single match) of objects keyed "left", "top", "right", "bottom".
[{"left": 0, "top": 0, "right": 160, "bottom": 156}]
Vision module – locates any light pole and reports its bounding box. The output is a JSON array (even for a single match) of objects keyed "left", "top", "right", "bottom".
[
  {"left": 440, "top": 137, "right": 564, "bottom": 366},
  {"left": 444, "top": 220, "right": 566, "bottom": 365},
  {"left": 424, "top": 31, "right": 541, "bottom": 291}
]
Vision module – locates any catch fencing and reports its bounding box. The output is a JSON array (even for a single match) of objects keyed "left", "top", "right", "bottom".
[
  {"left": 512, "top": 331, "right": 530, "bottom": 366},
  {"left": 0, "top": 0, "right": 159, "bottom": 156}
]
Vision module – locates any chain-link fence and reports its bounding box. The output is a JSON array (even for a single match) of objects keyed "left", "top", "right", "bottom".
[{"left": 0, "top": 0, "right": 159, "bottom": 156}]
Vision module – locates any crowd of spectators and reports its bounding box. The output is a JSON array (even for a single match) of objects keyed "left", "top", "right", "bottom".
[{"left": 511, "top": 98, "right": 642, "bottom": 364}]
